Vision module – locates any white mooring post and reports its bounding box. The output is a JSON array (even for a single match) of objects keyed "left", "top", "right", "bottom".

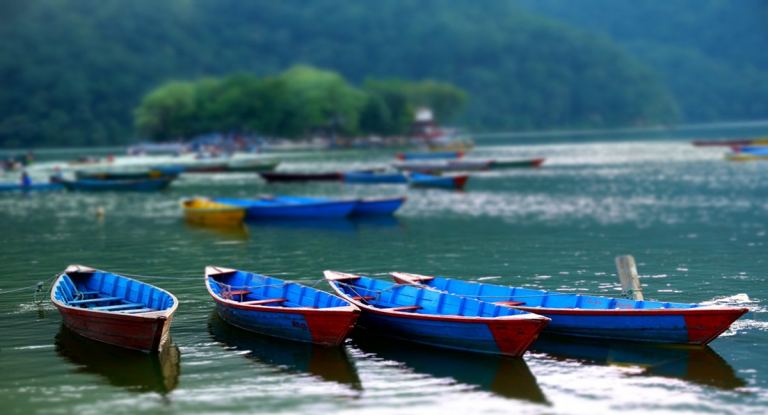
[{"left": 616, "top": 255, "right": 644, "bottom": 301}]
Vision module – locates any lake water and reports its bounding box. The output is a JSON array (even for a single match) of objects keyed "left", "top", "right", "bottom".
[{"left": 1, "top": 123, "right": 767, "bottom": 415}]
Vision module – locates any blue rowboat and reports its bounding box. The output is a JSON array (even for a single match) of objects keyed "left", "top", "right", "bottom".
[
  {"left": 408, "top": 173, "right": 469, "bottom": 189},
  {"left": 263, "top": 195, "right": 406, "bottom": 216},
  {"left": 343, "top": 171, "right": 408, "bottom": 184},
  {"left": 214, "top": 197, "right": 357, "bottom": 219},
  {"left": 59, "top": 177, "right": 176, "bottom": 191},
  {"left": 395, "top": 151, "right": 465, "bottom": 160},
  {"left": 51, "top": 265, "right": 178, "bottom": 353},
  {"left": 205, "top": 266, "right": 360, "bottom": 346},
  {"left": 74, "top": 168, "right": 180, "bottom": 181},
  {"left": 351, "top": 197, "right": 406, "bottom": 216},
  {"left": 735, "top": 146, "right": 768, "bottom": 154},
  {"left": 324, "top": 271, "right": 550, "bottom": 357},
  {"left": 0, "top": 182, "right": 64, "bottom": 192},
  {"left": 390, "top": 272, "right": 749, "bottom": 346}
]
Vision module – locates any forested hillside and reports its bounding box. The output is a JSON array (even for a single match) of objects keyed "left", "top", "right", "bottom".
[
  {"left": 0, "top": 0, "right": 682, "bottom": 148},
  {"left": 514, "top": 0, "right": 768, "bottom": 123}
]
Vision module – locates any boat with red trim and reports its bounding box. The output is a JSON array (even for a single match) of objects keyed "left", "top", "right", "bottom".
[
  {"left": 205, "top": 266, "right": 360, "bottom": 347},
  {"left": 408, "top": 173, "right": 469, "bottom": 189},
  {"left": 324, "top": 271, "right": 550, "bottom": 357},
  {"left": 390, "top": 272, "right": 749, "bottom": 346},
  {"left": 51, "top": 265, "right": 178, "bottom": 353}
]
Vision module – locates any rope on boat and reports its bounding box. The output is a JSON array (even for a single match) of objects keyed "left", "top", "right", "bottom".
[
  {"left": 0, "top": 275, "right": 56, "bottom": 296},
  {"left": 115, "top": 271, "right": 200, "bottom": 280}
]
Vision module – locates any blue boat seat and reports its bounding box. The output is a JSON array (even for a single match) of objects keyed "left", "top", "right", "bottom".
[
  {"left": 242, "top": 298, "right": 287, "bottom": 306},
  {"left": 388, "top": 305, "right": 422, "bottom": 312},
  {"left": 76, "top": 291, "right": 100, "bottom": 297},
  {"left": 91, "top": 303, "right": 145, "bottom": 311},
  {"left": 69, "top": 296, "right": 123, "bottom": 305}
]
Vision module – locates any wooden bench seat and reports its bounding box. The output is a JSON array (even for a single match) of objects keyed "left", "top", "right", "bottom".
[
  {"left": 388, "top": 305, "right": 423, "bottom": 312},
  {"left": 120, "top": 308, "right": 156, "bottom": 314},
  {"left": 493, "top": 300, "right": 526, "bottom": 307},
  {"left": 227, "top": 289, "right": 251, "bottom": 296},
  {"left": 69, "top": 296, "right": 122, "bottom": 305},
  {"left": 242, "top": 298, "right": 288, "bottom": 306},
  {"left": 92, "top": 303, "right": 145, "bottom": 311}
]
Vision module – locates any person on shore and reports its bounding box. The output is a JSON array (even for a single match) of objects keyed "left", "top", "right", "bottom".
[{"left": 21, "top": 171, "right": 32, "bottom": 187}]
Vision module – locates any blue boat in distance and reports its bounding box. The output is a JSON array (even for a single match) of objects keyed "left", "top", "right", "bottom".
[
  {"left": 214, "top": 197, "right": 357, "bottom": 219},
  {"left": 324, "top": 271, "right": 550, "bottom": 358},
  {"left": 263, "top": 195, "right": 406, "bottom": 216},
  {"left": 343, "top": 171, "right": 408, "bottom": 184},
  {"left": 205, "top": 266, "right": 360, "bottom": 347},
  {"left": 57, "top": 177, "right": 176, "bottom": 191},
  {"left": 390, "top": 272, "right": 749, "bottom": 346},
  {"left": 396, "top": 151, "right": 465, "bottom": 160},
  {"left": 408, "top": 173, "right": 469, "bottom": 189},
  {"left": 0, "top": 182, "right": 64, "bottom": 192}
]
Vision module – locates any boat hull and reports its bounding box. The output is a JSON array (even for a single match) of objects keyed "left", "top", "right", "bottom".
[
  {"left": 352, "top": 197, "right": 406, "bottom": 216},
  {"left": 259, "top": 172, "right": 342, "bottom": 182},
  {"left": 61, "top": 177, "right": 175, "bottom": 191},
  {"left": 51, "top": 265, "right": 178, "bottom": 353},
  {"left": 514, "top": 306, "right": 746, "bottom": 345},
  {"left": 205, "top": 267, "right": 359, "bottom": 346},
  {"left": 390, "top": 272, "right": 748, "bottom": 345},
  {"left": 0, "top": 182, "right": 64, "bottom": 192},
  {"left": 395, "top": 151, "right": 464, "bottom": 160},
  {"left": 490, "top": 158, "right": 546, "bottom": 169},
  {"left": 325, "top": 271, "right": 549, "bottom": 357},
  {"left": 215, "top": 197, "right": 357, "bottom": 218},
  {"left": 181, "top": 199, "right": 246, "bottom": 226},
  {"left": 408, "top": 173, "right": 468, "bottom": 189},
  {"left": 343, "top": 171, "right": 408, "bottom": 184}
]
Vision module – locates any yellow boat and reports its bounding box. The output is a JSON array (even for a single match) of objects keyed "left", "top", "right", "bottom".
[
  {"left": 180, "top": 198, "right": 246, "bottom": 226},
  {"left": 724, "top": 153, "right": 768, "bottom": 162}
]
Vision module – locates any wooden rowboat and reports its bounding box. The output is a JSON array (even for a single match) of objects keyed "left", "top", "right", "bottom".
[
  {"left": 51, "top": 265, "right": 178, "bottom": 353},
  {"left": 260, "top": 195, "right": 407, "bottom": 216},
  {"left": 205, "top": 266, "right": 360, "bottom": 346},
  {"left": 490, "top": 158, "right": 546, "bottom": 169},
  {"left": 343, "top": 171, "right": 408, "bottom": 184},
  {"left": 408, "top": 173, "right": 469, "bottom": 189},
  {"left": 258, "top": 171, "right": 343, "bottom": 182},
  {"left": 214, "top": 197, "right": 358, "bottom": 218},
  {"left": 390, "top": 272, "right": 749, "bottom": 346},
  {"left": 0, "top": 182, "right": 64, "bottom": 192},
  {"left": 324, "top": 271, "right": 550, "bottom": 357},
  {"left": 180, "top": 198, "right": 246, "bottom": 226},
  {"left": 395, "top": 151, "right": 465, "bottom": 160},
  {"left": 59, "top": 177, "right": 176, "bottom": 191}
]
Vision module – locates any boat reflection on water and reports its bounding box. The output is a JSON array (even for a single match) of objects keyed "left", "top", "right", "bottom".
[
  {"left": 349, "top": 329, "right": 548, "bottom": 404},
  {"left": 207, "top": 312, "right": 362, "bottom": 390},
  {"left": 248, "top": 218, "right": 357, "bottom": 233},
  {"left": 54, "top": 325, "right": 180, "bottom": 394},
  {"left": 184, "top": 222, "right": 251, "bottom": 241},
  {"left": 350, "top": 215, "right": 403, "bottom": 230},
  {"left": 529, "top": 334, "right": 747, "bottom": 390}
]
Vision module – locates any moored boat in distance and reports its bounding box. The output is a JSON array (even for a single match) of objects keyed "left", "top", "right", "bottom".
[
  {"left": 343, "top": 171, "right": 408, "bottom": 184},
  {"left": 180, "top": 198, "right": 246, "bottom": 226},
  {"left": 324, "top": 271, "right": 550, "bottom": 357},
  {"left": 214, "top": 196, "right": 358, "bottom": 219},
  {"left": 0, "top": 182, "right": 64, "bottom": 192},
  {"left": 205, "top": 266, "right": 360, "bottom": 346},
  {"left": 74, "top": 168, "right": 180, "bottom": 181},
  {"left": 393, "top": 160, "right": 491, "bottom": 173},
  {"left": 58, "top": 177, "right": 176, "bottom": 191},
  {"left": 390, "top": 272, "right": 749, "bottom": 346},
  {"left": 490, "top": 158, "right": 546, "bottom": 169},
  {"left": 259, "top": 195, "right": 406, "bottom": 216},
  {"left": 258, "top": 171, "right": 343, "bottom": 182},
  {"left": 408, "top": 173, "right": 469, "bottom": 189},
  {"left": 226, "top": 160, "right": 280, "bottom": 172},
  {"left": 395, "top": 151, "right": 465, "bottom": 160},
  {"left": 51, "top": 265, "right": 178, "bottom": 353}
]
